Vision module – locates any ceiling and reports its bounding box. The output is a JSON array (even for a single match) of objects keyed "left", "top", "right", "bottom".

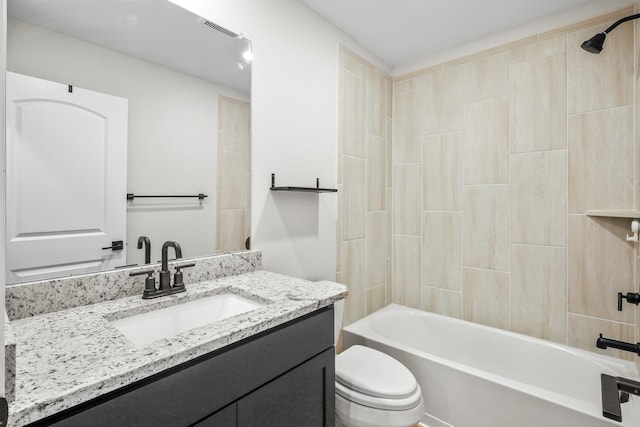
[
  {"left": 300, "top": 0, "right": 634, "bottom": 68},
  {"left": 8, "top": 0, "right": 634, "bottom": 89},
  {"left": 7, "top": 0, "right": 251, "bottom": 94}
]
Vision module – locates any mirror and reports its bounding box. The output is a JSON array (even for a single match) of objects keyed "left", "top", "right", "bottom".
[{"left": 5, "top": 0, "right": 251, "bottom": 284}]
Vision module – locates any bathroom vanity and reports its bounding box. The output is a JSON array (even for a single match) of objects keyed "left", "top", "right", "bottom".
[
  {"left": 31, "top": 307, "right": 334, "bottom": 426},
  {"left": 5, "top": 253, "right": 347, "bottom": 426}
]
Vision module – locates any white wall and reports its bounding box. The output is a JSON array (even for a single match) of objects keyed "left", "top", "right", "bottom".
[
  {"left": 170, "top": 0, "right": 389, "bottom": 281},
  {"left": 7, "top": 18, "right": 248, "bottom": 266},
  {"left": 0, "top": 0, "right": 6, "bottom": 398}
]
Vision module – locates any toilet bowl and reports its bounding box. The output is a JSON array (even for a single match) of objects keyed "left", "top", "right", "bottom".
[
  {"left": 335, "top": 345, "right": 425, "bottom": 427},
  {"left": 332, "top": 299, "right": 424, "bottom": 427}
]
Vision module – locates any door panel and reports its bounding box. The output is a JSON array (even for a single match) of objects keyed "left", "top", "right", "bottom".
[{"left": 6, "top": 72, "right": 128, "bottom": 283}]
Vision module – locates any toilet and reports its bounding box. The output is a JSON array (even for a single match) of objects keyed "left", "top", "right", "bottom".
[{"left": 334, "top": 300, "right": 425, "bottom": 427}]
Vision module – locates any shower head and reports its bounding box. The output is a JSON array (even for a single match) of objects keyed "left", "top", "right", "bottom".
[
  {"left": 581, "top": 13, "right": 640, "bottom": 54},
  {"left": 581, "top": 32, "right": 606, "bottom": 54}
]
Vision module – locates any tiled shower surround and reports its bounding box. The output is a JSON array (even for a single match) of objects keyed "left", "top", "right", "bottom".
[
  {"left": 216, "top": 95, "right": 251, "bottom": 254},
  {"left": 338, "top": 5, "right": 640, "bottom": 361},
  {"left": 337, "top": 47, "right": 393, "bottom": 326}
]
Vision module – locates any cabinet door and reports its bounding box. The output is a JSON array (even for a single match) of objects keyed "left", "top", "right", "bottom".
[
  {"left": 193, "top": 404, "right": 236, "bottom": 427},
  {"left": 237, "top": 348, "right": 335, "bottom": 427}
]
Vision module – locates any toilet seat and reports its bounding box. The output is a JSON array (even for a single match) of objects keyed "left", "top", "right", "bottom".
[
  {"left": 335, "top": 379, "right": 423, "bottom": 411},
  {"left": 335, "top": 345, "right": 423, "bottom": 410}
]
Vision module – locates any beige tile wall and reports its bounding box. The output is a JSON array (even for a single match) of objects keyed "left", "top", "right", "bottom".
[
  {"left": 390, "top": 5, "right": 639, "bottom": 361},
  {"left": 217, "top": 96, "right": 251, "bottom": 253},
  {"left": 338, "top": 5, "right": 640, "bottom": 361},
  {"left": 338, "top": 47, "right": 392, "bottom": 326}
]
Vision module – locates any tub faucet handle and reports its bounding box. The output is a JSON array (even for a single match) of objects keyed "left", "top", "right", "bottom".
[
  {"left": 601, "top": 374, "right": 640, "bottom": 422},
  {"left": 617, "top": 292, "right": 640, "bottom": 311}
]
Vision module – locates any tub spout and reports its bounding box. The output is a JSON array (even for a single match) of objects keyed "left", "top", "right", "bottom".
[
  {"left": 597, "top": 334, "right": 640, "bottom": 355},
  {"left": 601, "top": 374, "right": 640, "bottom": 422}
]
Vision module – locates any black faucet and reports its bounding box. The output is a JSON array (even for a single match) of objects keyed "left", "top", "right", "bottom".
[
  {"left": 159, "top": 241, "right": 182, "bottom": 291},
  {"left": 597, "top": 334, "right": 640, "bottom": 356},
  {"left": 601, "top": 374, "right": 640, "bottom": 422},
  {"left": 129, "top": 241, "right": 194, "bottom": 299},
  {"left": 137, "top": 236, "right": 151, "bottom": 264}
]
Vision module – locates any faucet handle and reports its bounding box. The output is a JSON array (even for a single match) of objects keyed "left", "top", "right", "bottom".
[
  {"left": 173, "top": 263, "right": 196, "bottom": 289},
  {"left": 601, "top": 374, "right": 640, "bottom": 422},
  {"left": 618, "top": 292, "right": 640, "bottom": 311},
  {"left": 130, "top": 269, "right": 158, "bottom": 298},
  {"left": 142, "top": 272, "right": 157, "bottom": 298}
]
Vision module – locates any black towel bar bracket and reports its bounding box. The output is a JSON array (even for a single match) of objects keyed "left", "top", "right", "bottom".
[{"left": 269, "top": 173, "right": 337, "bottom": 193}]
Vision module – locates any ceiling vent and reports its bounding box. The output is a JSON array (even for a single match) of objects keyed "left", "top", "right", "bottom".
[{"left": 201, "top": 19, "right": 240, "bottom": 38}]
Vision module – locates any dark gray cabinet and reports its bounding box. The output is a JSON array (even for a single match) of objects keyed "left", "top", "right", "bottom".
[
  {"left": 193, "top": 404, "right": 236, "bottom": 427},
  {"left": 237, "top": 348, "right": 334, "bottom": 427},
  {"left": 195, "top": 347, "right": 334, "bottom": 427},
  {"left": 28, "top": 306, "right": 335, "bottom": 427}
]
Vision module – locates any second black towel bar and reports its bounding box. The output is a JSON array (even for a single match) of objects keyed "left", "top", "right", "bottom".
[{"left": 127, "top": 193, "right": 207, "bottom": 201}]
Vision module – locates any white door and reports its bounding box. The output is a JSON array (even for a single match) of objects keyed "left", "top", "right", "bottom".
[{"left": 6, "top": 71, "right": 128, "bottom": 284}]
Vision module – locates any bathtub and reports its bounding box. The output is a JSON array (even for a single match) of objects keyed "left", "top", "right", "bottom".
[{"left": 341, "top": 304, "right": 640, "bottom": 427}]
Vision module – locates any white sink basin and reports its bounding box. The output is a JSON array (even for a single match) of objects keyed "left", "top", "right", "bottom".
[{"left": 110, "top": 293, "right": 264, "bottom": 345}]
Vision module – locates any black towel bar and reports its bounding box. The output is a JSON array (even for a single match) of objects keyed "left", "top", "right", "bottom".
[{"left": 127, "top": 193, "right": 207, "bottom": 201}]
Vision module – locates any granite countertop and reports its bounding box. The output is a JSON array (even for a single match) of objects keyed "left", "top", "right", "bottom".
[{"left": 7, "top": 270, "right": 347, "bottom": 426}]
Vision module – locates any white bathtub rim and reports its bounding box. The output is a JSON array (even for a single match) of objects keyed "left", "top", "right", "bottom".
[
  {"left": 342, "top": 304, "right": 640, "bottom": 426},
  {"left": 348, "top": 303, "right": 638, "bottom": 377}
]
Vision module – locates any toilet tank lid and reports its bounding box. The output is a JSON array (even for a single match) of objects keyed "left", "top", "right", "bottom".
[{"left": 335, "top": 345, "right": 418, "bottom": 399}]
